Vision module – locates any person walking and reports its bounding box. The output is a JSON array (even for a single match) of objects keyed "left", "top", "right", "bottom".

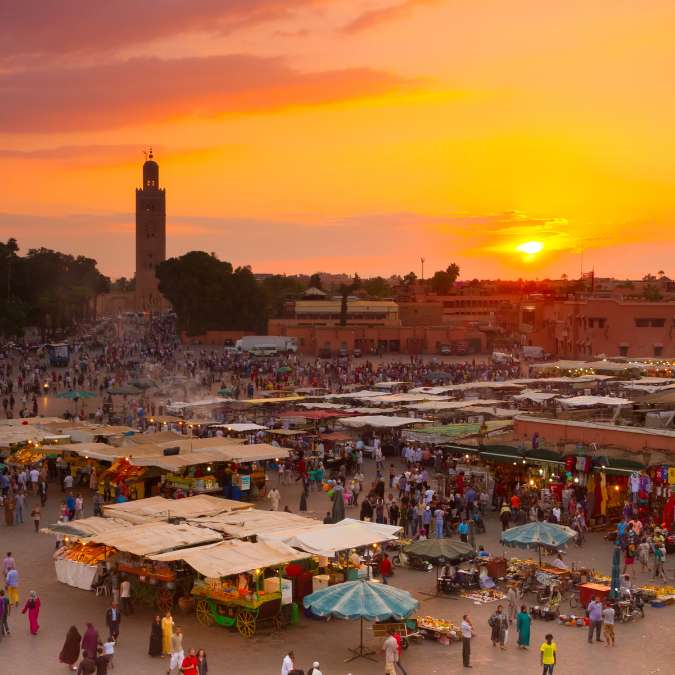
[
  {"left": 506, "top": 583, "right": 520, "bottom": 623},
  {"left": 602, "top": 602, "right": 615, "bottom": 647},
  {"left": 268, "top": 487, "right": 281, "bottom": 511},
  {"left": 31, "top": 504, "right": 41, "bottom": 532},
  {"left": 120, "top": 577, "right": 133, "bottom": 615},
  {"left": 382, "top": 628, "right": 399, "bottom": 674},
  {"left": 180, "top": 647, "right": 198, "bottom": 675},
  {"left": 461, "top": 614, "right": 474, "bottom": 668},
  {"left": 540, "top": 633, "right": 557, "bottom": 674},
  {"left": 196, "top": 648, "right": 208, "bottom": 675},
  {"left": 81, "top": 622, "right": 99, "bottom": 659},
  {"left": 21, "top": 590, "right": 40, "bottom": 635},
  {"left": 167, "top": 626, "right": 184, "bottom": 675},
  {"left": 586, "top": 595, "right": 604, "bottom": 643},
  {"left": 0, "top": 588, "right": 9, "bottom": 637},
  {"left": 161, "top": 610, "right": 174, "bottom": 656},
  {"left": 489, "top": 604, "right": 508, "bottom": 649},
  {"left": 516, "top": 605, "right": 531, "bottom": 649},
  {"left": 59, "top": 625, "right": 82, "bottom": 671},
  {"left": 5, "top": 565, "right": 19, "bottom": 607},
  {"left": 379, "top": 553, "right": 393, "bottom": 585},
  {"left": 149, "top": 615, "right": 163, "bottom": 657},
  {"left": 14, "top": 490, "right": 25, "bottom": 525},
  {"left": 105, "top": 601, "right": 121, "bottom": 643},
  {"left": 280, "top": 650, "right": 295, "bottom": 675}
]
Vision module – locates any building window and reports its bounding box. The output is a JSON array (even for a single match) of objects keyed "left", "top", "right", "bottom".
[
  {"left": 654, "top": 345, "right": 664, "bottom": 357},
  {"left": 635, "top": 318, "right": 666, "bottom": 327}
]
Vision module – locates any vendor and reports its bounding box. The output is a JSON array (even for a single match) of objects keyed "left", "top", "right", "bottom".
[
  {"left": 349, "top": 550, "right": 362, "bottom": 568},
  {"left": 477, "top": 545, "right": 489, "bottom": 558},
  {"left": 551, "top": 551, "right": 568, "bottom": 570}
]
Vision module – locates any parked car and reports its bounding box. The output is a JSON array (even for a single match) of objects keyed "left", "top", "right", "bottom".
[
  {"left": 439, "top": 344, "right": 451, "bottom": 355},
  {"left": 352, "top": 347, "right": 362, "bottom": 357}
]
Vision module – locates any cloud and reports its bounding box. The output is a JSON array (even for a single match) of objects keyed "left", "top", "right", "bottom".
[
  {"left": 0, "top": 54, "right": 411, "bottom": 132},
  {"left": 342, "top": 0, "right": 439, "bottom": 34},
  {"left": 0, "top": 1, "right": 314, "bottom": 60}
]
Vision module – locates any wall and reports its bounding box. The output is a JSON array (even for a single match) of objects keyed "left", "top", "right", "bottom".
[
  {"left": 513, "top": 416, "right": 675, "bottom": 454},
  {"left": 179, "top": 330, "right": 253, "bottom": 346}
]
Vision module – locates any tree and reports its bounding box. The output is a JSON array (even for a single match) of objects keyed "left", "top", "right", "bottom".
[
  {"left": 430, "top": 263, "right": 461, "bottom": 295},
  {"left": 402, "top": 271, "right": 417, "bottom": 286},
  {"left": 111, "top": 277, "right": 135, "bottom": 292},
  {"left": 338, "top": 275, "right": 361, "bottom": 327},
  {"left": 261, "top": 275, "right": 305, "bottom": 319},
  {"left": 643, "top": 284, "right": 663, "bottom": 301},
  {"left": 308, "top": 273, "right": 323, "bottom": 290},
  {"left": 156, "top": 251, "right": 267, "bottom": 335},
  {"left": 361, "top": 276, "right": 391, "bottom": 298}
]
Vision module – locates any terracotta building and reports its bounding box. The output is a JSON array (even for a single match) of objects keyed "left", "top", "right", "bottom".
[{"left": 521, "top": 297, "right": 675, "bottom": 358}]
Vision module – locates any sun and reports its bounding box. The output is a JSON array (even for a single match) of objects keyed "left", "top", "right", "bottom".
[{"left": 516, "top": 240, "right": 544, "bottom": 255}]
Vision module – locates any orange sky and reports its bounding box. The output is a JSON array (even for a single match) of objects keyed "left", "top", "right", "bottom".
[{"left": 1, "top": 0, "right": 675, "bottom": 280}]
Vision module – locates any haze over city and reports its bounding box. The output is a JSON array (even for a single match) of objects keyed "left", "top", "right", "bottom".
[{"left": 2, "top": 1, "right": 675, "bottom": 279}]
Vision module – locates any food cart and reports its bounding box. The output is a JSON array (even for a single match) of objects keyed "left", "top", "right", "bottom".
[
  {"left": 85, "top": 521, "right": 222, "bottom": 612},
  {"left": 150, "top": 539, "right": 310, "bottom": 637}
]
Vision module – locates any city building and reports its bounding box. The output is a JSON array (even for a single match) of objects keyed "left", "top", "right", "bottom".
[{"left": 521, "top": 297, "right": 675, "bottom": 358}]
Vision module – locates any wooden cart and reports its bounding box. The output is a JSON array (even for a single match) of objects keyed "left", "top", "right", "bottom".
[
  {"left": 372, "top": 618, "right": 421, "bottom": 649},
  {"left": 119, "top": 562, "right": 193, "bottom": 613},
  {"left": 192, "top": 585, "right": 285, "bottom": 638}
]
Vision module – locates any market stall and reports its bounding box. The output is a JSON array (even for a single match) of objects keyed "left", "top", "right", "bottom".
[
  {"left": 85, "top": 521, "right": 223, "bottom": 612},
  {"left": 150, "top": 539, "right": 310, "bottom": 637}
]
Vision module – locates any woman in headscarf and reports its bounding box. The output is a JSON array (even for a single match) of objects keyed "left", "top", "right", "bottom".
[
  {"left": 21, "top": 590, "right": 41, "bottom": 635},
  {"left": 59, "top": 625, "right": 82, "bottom": 671},
  {"left": 81, "top": 622, "right": 99, "bottom": 659},
  {"left": 148, "top": 615, "right": 163, "bottom": 657},
  {"left": 161, "top": 610, "right": 174, "bottom": 656},
  {"left": 331, "top": 481, "right": 345, "bottom": 523}
]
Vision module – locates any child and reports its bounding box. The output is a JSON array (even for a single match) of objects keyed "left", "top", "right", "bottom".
[{"left": 539, "top": 633, "right": 557, "bottom": 675}]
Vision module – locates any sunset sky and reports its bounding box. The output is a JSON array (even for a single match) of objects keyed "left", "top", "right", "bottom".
[{"left": 2, "top": 1, "right": 675, "bottom": 280}]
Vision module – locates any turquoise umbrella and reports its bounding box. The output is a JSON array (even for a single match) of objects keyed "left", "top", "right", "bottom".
[
  {"left": 56, "top": 390, "right": 96, "bottom": 400},
  {"left": 304, "top": 579, "right": 418, "bottom": 662},
  {"left": 500, "top": 522, "right": 577, "bottom": 565}
]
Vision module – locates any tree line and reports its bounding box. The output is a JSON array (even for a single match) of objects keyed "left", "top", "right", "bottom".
[{"left": 0, "top": 238, "right": 110, "bottom": 339}]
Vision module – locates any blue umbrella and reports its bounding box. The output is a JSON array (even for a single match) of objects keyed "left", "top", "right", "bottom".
[
  {"left": 56, "top": 390, "right": 96, "bottom": 400},
  {"left": 500, "top": 522, "right": 577, "bottom": 565},
  {"left": 609, "top": 545, "right": 621, "bottom": 600},
  {"left": 304, "top": 579, "right": 418, "bottom": 661}
]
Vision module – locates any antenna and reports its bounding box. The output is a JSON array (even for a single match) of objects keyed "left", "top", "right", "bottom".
[{"left": 420, "top": 257, "right": 425, "bottom": 280}]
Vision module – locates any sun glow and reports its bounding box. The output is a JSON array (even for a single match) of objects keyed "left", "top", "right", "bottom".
[{"left": 516, "top": 241, "right": 544, "bottom": 255}]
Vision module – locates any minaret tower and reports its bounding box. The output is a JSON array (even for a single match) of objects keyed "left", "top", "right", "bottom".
[{"left": 135, "top": 149, "right": 166, "bottom": 312}]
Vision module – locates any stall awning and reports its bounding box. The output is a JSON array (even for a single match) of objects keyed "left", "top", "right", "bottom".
[
  {"left": 559, "top": 395, "right": 632, "bottom": 408},
  {"left": 260, "top": 518, "right": 401, "bottom": 556},
  {"left": 86, "top": 521, "right": 222, "bottom": 556},
  {"left": 150, "top": 539, "right": 310, "bottom": 578},
  {"left": 187, "top": 509, "right": 320, "bottom": 538},
  {"left": 208, "top": 423, "right": 268, "bottom": 432},
  {"left": 338, "top": 415, "right": 432, "bottom": 429},
  {"left": 221, "top": 443, "right": 289, "bottom": 463},
  {"left": 102, "top": 495, "right": 250, "bottom": 524},
  {"left": 41, "top": 516, "right": 131, "bottom": 538}
]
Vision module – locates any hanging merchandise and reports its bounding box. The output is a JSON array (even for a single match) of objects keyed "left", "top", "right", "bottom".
[
  {"left": 668, "top": 467, "right": 675, "bottom": 485},
  {"left": 629, "top": 472, "right": 640, "bottom": 494}
]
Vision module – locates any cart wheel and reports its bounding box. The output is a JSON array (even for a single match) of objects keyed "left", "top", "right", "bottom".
[
  {"left": 401, "top": 637, "right": 409, "bottom": 650},
  {"left": 392, "top": 554, "right": 401, "bottom": 567},
  {"left": 236, "top": 609, "right": 256, "bottom": 638},
  {"left": 196, "top": 600, "right": 214, "bottom": 627},
  {"left": 155, "top": 588, "right": 174, "bottom": 613}
]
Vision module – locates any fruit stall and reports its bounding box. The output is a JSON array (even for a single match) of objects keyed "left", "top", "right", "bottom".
[{"left": 149, "top": 539, "right": 310, "bottom": 638}]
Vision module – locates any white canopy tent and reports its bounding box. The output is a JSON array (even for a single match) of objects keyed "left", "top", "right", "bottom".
[
  {"left": 150, "top": 539, "right": 310, "bottom": 578},
  {"left": 513, "top": 390, "right": 560, "bottom": 403},
  {"left": 558, "top": 395, "right": 633, "bottom": 408},
  {"left": 337, "top": 415, "right": 432, "bottom": 429},
  {"left": 259, "top": 518, "right": 401, "bottom": 556}
]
